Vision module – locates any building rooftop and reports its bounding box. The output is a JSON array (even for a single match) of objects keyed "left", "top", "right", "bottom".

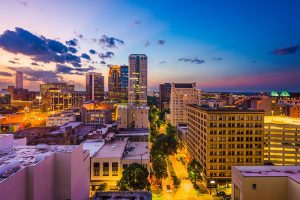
[
  {"left": 83, "top": 139, "right": 105, "bottom": 157},
  {"left": 188, "top": 104, "right": 265, "bottom": 113},
  {"left": 122, "top": 142, "right": 149, "bottom": 160},
  {"left": 265, "top": 116, "right": 300, "bottom": 126},
  {"left": 94, "top": 138, "right": 128, "bottom": 158},
  {"left": 0, "top": 135, "right": 78, "bottom": 182},
  {"left": 118, "top": 129, "right": 149, "bottom": 136},
  {"left": 234, "top": 166, "right": 300, "bottom": 184},
  {"left": 174, "top": 83, "right": 194, "bottom": 88}
]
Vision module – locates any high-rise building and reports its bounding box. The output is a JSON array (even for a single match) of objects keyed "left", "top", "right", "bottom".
[
  {"left": 108, "top": 65, "right": 128, "bottom": 101},
  {"left": 186, "top": 104, "right": 265, "bottom": 186},
  {"left": 86, "top": 72, "right": 105, "bottom": 101},
  {"left": 159, "top": 83, "right": 171, "bottom": 111},
  {"left": 170, "top": 83, "right": 199, "bottom": 126},
  {"left": 128, "top": 54, "right": 147, "bottom": 106},
  {"left": 15, "top": 71, "right": 23, "bottom": 89}
]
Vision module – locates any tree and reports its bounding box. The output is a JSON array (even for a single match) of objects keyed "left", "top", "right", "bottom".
[
  {"left": 117, "top": 163, "right": 150, "bottom": 191},
  {"left": 151, "top": 151, "right": 168, "bottom": 182},
  {"left": 166, "top": 123, "right": 176, "bottom": 134},
  {"left": 152, "top": 132, "right": 178, "bottom": 155},
  {"left": 187, "top": 159, "right": 203, "bottom": 184}
]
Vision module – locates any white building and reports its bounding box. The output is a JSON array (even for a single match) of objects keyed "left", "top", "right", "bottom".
[
  {"left": 46, "top": 111, "right": 77, "bottom": 127},
  {"left": 0, "top": 134, "right": 90, "bottom": 200},
  {"left": 232, "top": 166, "right": 300, "bottom": 200},
  {"left": 84, "top": 137, "right": 150, "bottom": 190}
]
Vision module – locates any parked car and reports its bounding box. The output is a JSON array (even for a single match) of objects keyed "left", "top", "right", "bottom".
[
  {"left": 216, "top": 191, "right": 226, "bottom": 197},
  {"left": 222, "top": 194, "right": 231, "bottom": 200},
  {"left": 167, "top": 185, "right": 172, "bottom": 193}
]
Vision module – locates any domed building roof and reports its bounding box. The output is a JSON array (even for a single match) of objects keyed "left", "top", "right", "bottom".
[
  {"left": 280, "top": 89, "right": 290, "bottom": 97},
  {"left": 270, "top": 89, "right": 279, "bottom": 97}
]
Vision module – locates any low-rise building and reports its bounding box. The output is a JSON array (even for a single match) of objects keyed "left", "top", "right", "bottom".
[
  {"left": 176, "top": 124, "right": 188, "bottom": 151},
  {"left": 84, "top": 137, "right": 150, "bottom": 190},
  {"left": 46, "top": 111, "right": 77, "bottom": 126},
  {"left": 264, "top": 116, "right": 300, "bottom": 165},
  {"left": 117, "top": 106, "right": 148, "bottom": 129},
  {"left": 81, "top": 108, "right": 112, "bottom": 126},
  {"left": 232, "top": 166, "right": 300, "bottom": 200},
  {"left": 0, "top": 134, "right": 90, "bottom": 200}
]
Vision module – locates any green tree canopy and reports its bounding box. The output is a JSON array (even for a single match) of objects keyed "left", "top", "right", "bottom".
[
  {"left": 187, "top": 159, "right": 203, "bottom": 184},
  {"left": 117, "top": 163, "right": 150, "bottom": 191},
  {"left": 151, "top": 151, "right": 168, "bottom": 181}
]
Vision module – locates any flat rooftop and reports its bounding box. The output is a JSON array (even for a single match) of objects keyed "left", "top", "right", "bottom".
[
  {"left": 265, "top": 116, "right": 300, "bottom": 126},
  {"left": 0, "top": 144, "right": 78, "bottom": 182},
  {"left": 188, "top": 104, "right": 265, "bottom": 113},
  {"left": 234, "top": 166, "right": 300, "bottom": 184},
  {"left": 94, "top": 138, "right": 128, "bottom": 159},
  {"left": 83, "top": 139, "right": 105, "bottom": 157},
  {"left": 122, "top": 142, "right": 149, "bottom": 160},
  {"left": 118, "top": 129, "right": 149, "bottom": 136}
]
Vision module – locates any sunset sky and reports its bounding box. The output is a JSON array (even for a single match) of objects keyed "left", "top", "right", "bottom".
[{"left": 0, "top": 0, "right": 299, "bottom": 92}]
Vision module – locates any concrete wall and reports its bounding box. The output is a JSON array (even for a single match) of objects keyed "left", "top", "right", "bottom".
[
  {"left": 27, "top": 155, "right": 55, "bottom": 200},
  {"left": 0, "top": 168, "right": 27, "bottom": 200},
  {"left": 287, "top": 179, "right": 300, "bottom": 200}
]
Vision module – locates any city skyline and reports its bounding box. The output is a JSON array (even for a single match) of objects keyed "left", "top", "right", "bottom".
[{"left": 0, "top": 0, "right": 300, "bottom": 92}]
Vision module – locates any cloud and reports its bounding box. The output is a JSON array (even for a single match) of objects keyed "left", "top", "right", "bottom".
[
  {"left": 0, "top": 27, "right": 82, "bottom": 67},
  {"left": 157, "top": 40, "right": 166, "bottom": 46},
  {"left": 212, "top": 57, "right": 223, "bottom": 61},
  {"left": 133, "top": 20, "right": 141, "bottom": 25},
  {"left": 144, "top": 40, "right": 150, "bottom": 47},
  {"left": 8, "top": 66, "right": 61, "bottom": 82},
  {"left": 272, "top": 45, "right": 299, "bottom": 55},
  {"left": 0, "top": 72, "right": 13, "bottom": 77},
  {"left": 68, "top": 47, "right": 77, "bottom": 53},
  {"left": 159, "top": 60, "right": 167, "bottom": 64},
  {"left": 31, "top": 62, "right": 39, "bottom": 66},
  {"left": 56, "top": 64, "right": 95, "bottom": 75},
  {"left": 81, "top": 53, "right": 91, "bottom": 60},
  {"left": 178, "top": 58, "right": 205, "bottom": 64},
  {"left": 100, "top": 61, "right": 106, "bottom": 64},
  {"left": 17, "top": 0, "right": 28, "bottom": 7},
  {"left": 98, "top": 51, "right": 114, "bottom": 59},
  {"left": 8, "top": 60, "right": 18, "bottom": 64},
  {"left": 99, "top": 35, "right": 124, "bottom": 48},
  {"left": 89, "top": 49, "right": 96, "bottom": 54},
  {"left": 78, "top": 34, "right": 83, "bottom": 39},
  {"left": 65, "top": 38, "right": 78, "bottom": 46}
]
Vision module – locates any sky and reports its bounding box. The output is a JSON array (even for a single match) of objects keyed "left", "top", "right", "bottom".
[{"left": 0, "top": 0, "right": 299, "bottom": 92}]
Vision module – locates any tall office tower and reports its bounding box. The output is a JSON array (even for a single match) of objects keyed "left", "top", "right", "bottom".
[
  {"left": 86, "top": 72, "right": 104, "bottom": 101},
  {"left": 15, "top": 71, "right": 23, "bottom": 89},
  {"left": 128, "top": 54, "right": 147, "bottom": 106},
  {"left": 120, "top": 65, "right": 128, "bottom": 100},
  {"left": 186, "top": 104, "right": 265, "bottom": 186},
  {"left": 108, "top": 65, "right": 128, "bottom": 101},
  {"left": 159, "top": 83, "right": 171, "bottom": 111},
  {"left": 170, "top": 83, "right": 199, "bottom": 126}
]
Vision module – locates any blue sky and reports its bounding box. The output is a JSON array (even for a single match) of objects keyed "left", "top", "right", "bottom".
[{"left": 0, "top": 0, "right": 299, "bottom": 91}]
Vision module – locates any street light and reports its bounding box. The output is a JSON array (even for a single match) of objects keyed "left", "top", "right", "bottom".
[{"left": 209, "top": 180, "right": 215, "bottom": 195}]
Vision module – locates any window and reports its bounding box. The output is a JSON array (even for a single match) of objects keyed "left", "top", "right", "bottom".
[
  {"left": 112, "top": 162, "right": 118, "bottom": 176},
  {"left": 93, "top": 162, "right": 100, "bottom": 176},
  {"left": 103, "top": 162, "right": 109, "bottom": 176},
  {"left": 252, "top": 184, "right": 256, "bottom": 189}
]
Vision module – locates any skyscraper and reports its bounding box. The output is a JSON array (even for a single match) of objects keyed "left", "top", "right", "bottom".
[
  {"left": 15, "top": 71, "right": 23, "bottom": 89},
  {"left": 108, "top": 65, "right": 128, "bottom": 101},
  {"left": 159, "top": 83, "right": 171, "bottom": 111},
  {"left": 128, "top": 54, "right": 147, "bottom": 106},
  {"left": 86, "top": 72, "right": 104, "bottom": 101}
]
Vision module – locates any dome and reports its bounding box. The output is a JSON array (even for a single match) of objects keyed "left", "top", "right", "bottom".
[
  {"left": 280, "top": 89, "right": 290, "bottom": 97},
  {"left": 270, "top": 90, "right": 279, "bottom": 97}
]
